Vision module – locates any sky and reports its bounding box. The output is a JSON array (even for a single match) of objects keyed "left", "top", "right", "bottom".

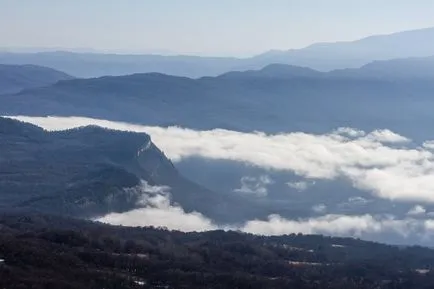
[{"left": 2, "top": 0, "right": 434, "bottom": 57}]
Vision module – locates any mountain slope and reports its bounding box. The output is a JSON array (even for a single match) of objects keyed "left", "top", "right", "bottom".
[
  {"left": 2, "top": 66, "right": 434, "bottom": 141},
  {"left": 3, "top": 214, "right": 434, "bottom": 288},
  {"left": 217, "top": 63, "right": 323, "bottom": 79},
  {"left": 0, "top": 117, "right": 253, "bottom": 222},
  {"left": 253, "top": 26, "right": 434, "bottom": 70},
  {"left": 343, "top": 56, "right": 434, "bottom": 79},
  {"left": 0, "top": 64, "right": 73, "bottom": 94}
]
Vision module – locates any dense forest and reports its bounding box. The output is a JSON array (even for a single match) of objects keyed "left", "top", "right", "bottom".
[{"left": 1, "top": 214, "right": 434, "bottom": 288}]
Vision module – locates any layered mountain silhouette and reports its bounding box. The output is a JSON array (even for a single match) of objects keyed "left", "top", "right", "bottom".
[
  {"left": 2, "top": 27, "right": 434, "bottom": 77},
  {"left": 0, "top": 64, "right": 73, "bottom": 94},
  {"left": 254, "top": 27, "right": 434, "bottom": 70},
  {"left": 221, "top": 59, "right": 434, "bottom": 80},
  {"left": 0, "top": 51, "right": 237, "bottom": 78},
  {"left": 336, "top": 56, "right": 434, "bottom": 79},
  {"left": 3, "top": 61, "right": 434, "bottom": 141}
]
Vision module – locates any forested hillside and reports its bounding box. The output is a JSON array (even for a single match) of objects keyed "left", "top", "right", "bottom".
[
  {"left": 1, "top": 214, "right": 434, "bottom": 288},
  {"left": 0, "top": 117, "right": 249, "bottom": 221}
]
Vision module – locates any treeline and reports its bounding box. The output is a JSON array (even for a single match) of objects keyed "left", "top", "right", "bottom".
[{"left": 1, "top": 214, "right": 434, "bottom": 288}]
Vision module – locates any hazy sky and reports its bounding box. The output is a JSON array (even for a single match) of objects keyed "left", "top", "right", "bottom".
[{"left": 3, "top": 0, "right": 434, "bottom": 56}]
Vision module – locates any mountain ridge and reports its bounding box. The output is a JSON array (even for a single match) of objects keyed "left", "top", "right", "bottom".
[
  {"left": 3, "top": 63, "right": 434, "bottom": 141},
  {"left": 2, "top": 26, "right": 434, "bottom": 77},
  {"left": 0, "top": 64, "right": 73, "bottom": 94},
  {"left": 253, "top": 26, "right": 434, "bottom": 70}
]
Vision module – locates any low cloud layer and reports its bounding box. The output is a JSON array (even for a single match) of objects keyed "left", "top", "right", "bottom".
[
  {"left": 12, "top": 115, "right": 434, "bottom": 244},
  {"left": 312, "top": 204, "right": 327, "bottom": 214},
  {"left": 287, "top": 180, "right": 315, "bottom": 192},
  {"left": 240, "top": 214, "right": 434, "bottom": 242},
  {"left": 11, "top": 115, "right": 434, "bottom": 205},
  {"left": 407, "top": 205, "right": 426, "bottom": 216},
  {"left": 338, "top": 196, "right": 371, "bottom": 209},
  {"left": 98, "top": 181, "right": 217, "bottom": 232},
  {"left": 97, "top": 182, "right": 434, "bottom": 244},
  {"left": 234, "top": 175, "right": 273, "bottom": 197}
]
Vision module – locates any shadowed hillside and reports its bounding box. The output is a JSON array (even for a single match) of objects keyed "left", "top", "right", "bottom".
[{"left": 0, "top": 117, "right": 256, "bottom": 222}]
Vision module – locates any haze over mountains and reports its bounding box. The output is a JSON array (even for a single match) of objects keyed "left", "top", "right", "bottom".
[
  {"left": 0, "top": 64, "right": 73, "bottom": 94},
  {"left": 3, "top": 26, "right": 434, "bottom": 247},
  {"left": 2, "top": 26, "right": 434, "bottom": 78},
  {"left": 255, "top": 27, "right": 434, "bottom": 71},
  {"left": 7, "top": 0, "right": 434, "bottom": 285}
]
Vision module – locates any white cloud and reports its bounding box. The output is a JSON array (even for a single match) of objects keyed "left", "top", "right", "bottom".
[
  {"left": 16, "top": 115, "right": 434, "bottom": 243},
  {"left": 333, "top": 127, "right": 365, "bottom": 138},
  {"left": 347, "top": 196, "right": 369, "bottom": 205},
  {"left": 98, "top": 181, "right": 217, "bottom": 232},
  {"left": 99, "top": 203, "right": 217, "bottom": 232},
  {"left": 133, "top": 181, "right": 170, "bottom": 196},
  {"left": 234, "top": 175, "right": 273, "bottom": 197},
  {"left": 312, "top": 204, "right": 327, "bottom": 214},
  {"left": 407, "top": 205, "right": 426, "bottom": 216},
  {"left": 240, "top": 214, "right": 424, "bottom": 239},
  {"left": 364, "top": 129, "right": 410, "bottom": 143},
  {"left": 99, "top": 182, "right": 434, "bottom": 242},
  {"left": 287, "top": 180, "right": 315, "bottom": 192},
  {"left": 99, "top": 204, "right": 434, "bottom": 242},
  {"left": 423, "top": 141, "right": 434, "bottom": 150},
  {"left": 338, "top": 196, "right": 371, "bottom": 208},
  {"left": 84, "top": 180, "right": 434, "bottom": 242},
  {"left": 9, "top": 115, "right": 434, "bottom": 204},
  {"left": 95, "top": 181, "right": 431, "bottom": 242}
]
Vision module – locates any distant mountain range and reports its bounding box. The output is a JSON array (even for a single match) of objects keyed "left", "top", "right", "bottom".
[
  {"left": 255, "top": 27, "right": 434, "bottom": 71},
  {"left": 2, "top": 61, "right": 434, "bottom": 141},
  {"left": 0, "top": 64, "right": 73, "bottom": 94},
  {"left": 1, "top": 27, "right": 434, "bottom": 77},
  {"left": 219, "top": 58, "right": 434, "bottom": 80}
]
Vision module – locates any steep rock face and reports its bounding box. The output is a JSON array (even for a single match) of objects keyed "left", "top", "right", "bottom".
[
  {"left": 0, "top": 118, "right": 150, "bottom": 217},
  {"left": 127, "top": 139, "right": 260, "bottom": 223},
  {"left": 0, "top": 118, "right": 182, "bottom": 217}
]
